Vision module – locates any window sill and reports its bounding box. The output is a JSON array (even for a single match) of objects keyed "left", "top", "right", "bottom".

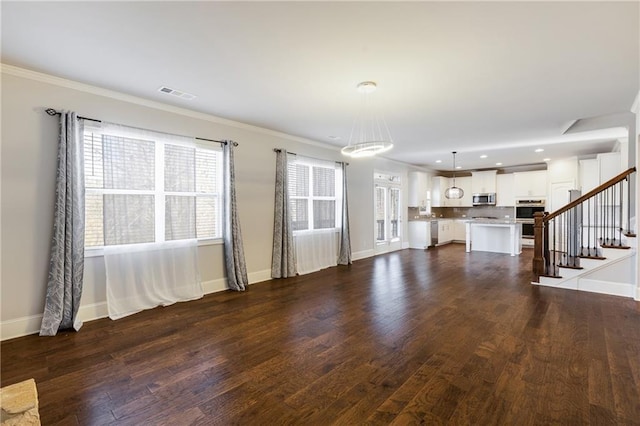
[{"left": 84, "top": 238, "right": 223, "bottom": 258}]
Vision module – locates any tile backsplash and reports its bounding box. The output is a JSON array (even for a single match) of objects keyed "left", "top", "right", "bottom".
[{"left": 409, "top": 206, "right": 516, "bottom": 220}]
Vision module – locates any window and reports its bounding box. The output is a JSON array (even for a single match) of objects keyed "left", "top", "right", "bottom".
[
  {"left": 83, "top": 122, "right": 222, "bottom": 248},
  {"left": 287, "top": 157, "right": 342, "bottom": 232}
]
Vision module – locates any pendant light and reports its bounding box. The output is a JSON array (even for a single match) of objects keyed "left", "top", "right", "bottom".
[
  {"left": 445, "top": 151, "right": 464, "bottom": 199},
  {"left": 341, "top": 81, "right": 394, "bottom": 158}
]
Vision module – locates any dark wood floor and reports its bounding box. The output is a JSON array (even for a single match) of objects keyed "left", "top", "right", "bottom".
[{"left": 2, "top": 244, "right": 640, "bottom": 425}]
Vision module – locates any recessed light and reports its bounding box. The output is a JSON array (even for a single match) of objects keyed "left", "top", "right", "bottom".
[
  {"left": 480, "top": 155, "right": 488, "bottom": 159},
  {"left": 535, "top": 148, "right": 544, "bottom": 153},
  {"left": 328, "top": 135, "right": 341, "bottom": 140},
  {"left": 496, "top": 162, "right": 503, "bottom": 166},
  {"left": 543, "top": 158, "right": 551, "bottom": 162},
  {"left": 435, "top": 160, "right": 442, "bottom": 163}
]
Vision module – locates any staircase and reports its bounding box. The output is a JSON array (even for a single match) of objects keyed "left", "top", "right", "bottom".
[{"left": 532, "top": 167, "right": 638, "bottom": 299}]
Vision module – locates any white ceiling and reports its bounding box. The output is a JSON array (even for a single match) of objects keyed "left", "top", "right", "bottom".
[{"left": 2, "top": 1, "right": 638, "bottom": 171}]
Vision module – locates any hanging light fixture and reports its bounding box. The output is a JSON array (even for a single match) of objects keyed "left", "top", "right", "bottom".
[
  {"left": 341, "top": 81, "right": 394, "bottom": 158},
  {"left": 445, "top": 151, "right": 464, "bottom": 199}
]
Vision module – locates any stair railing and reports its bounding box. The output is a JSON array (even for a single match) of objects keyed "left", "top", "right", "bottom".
[{"left": 533, "top": 167, "right": 636, "bottom": 281}]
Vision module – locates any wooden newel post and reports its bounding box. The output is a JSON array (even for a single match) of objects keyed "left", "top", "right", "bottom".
[{"left": 533, "top": 211, "right": 547, "bottom": 279}]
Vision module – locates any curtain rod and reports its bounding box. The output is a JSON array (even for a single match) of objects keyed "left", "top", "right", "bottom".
[
  {"left": 273, "top": 148, "right": 348, "bottom": 166},
  {"left": 45, "top": 108, "right": 238, "bottom": 146}
]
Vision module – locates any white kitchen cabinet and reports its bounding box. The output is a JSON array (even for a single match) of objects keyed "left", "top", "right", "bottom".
[
  {"left": 408, "top": 221, "right": 430, "bottom": 249},
  {"left": 513, "top": 170, "right": 547, "bottom": 198},
  {"left": 496, "top": 173, "right": 515, "bottom": 206},
  {"left": 471, "top": 170, "right": 497, "bottom": 194},
  {"left": 453, "top": 220, "right": 467, "bottom": 241},
  {"left": 431, "top": 176, "right": 447, "bottom": 207},
  {"left": 445, "top": 176, "right": 472, "bottom": 207},
  {"left": 579, "top": 152, "right": 621, "bottom": 193},
  {"left": 438, "top": 219, "right": 453, "bottom": 244},
  {"left": 408, "top": 171, "right": 428, "bottom": 207},
  {"left": 598, "top": 152, "right": 621, "bottom": 182},
  {"left": 579, "top": 159, "right": 598, "bottom": 193}
]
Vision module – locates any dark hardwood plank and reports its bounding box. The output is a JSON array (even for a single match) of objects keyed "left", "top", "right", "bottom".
[{"left": 2, "top": 244, "right": 639, "bottom": 424}]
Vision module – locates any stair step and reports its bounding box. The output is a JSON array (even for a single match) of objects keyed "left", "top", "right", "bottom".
[
  {"left": 579, "top": 254, "right": 607, "bottom": 260},
  {"left": 600, "top": 244, "right": 631, "bottom": 249},
  {"left": 579, "top": 257, "right": 607, "bottom": 269}
]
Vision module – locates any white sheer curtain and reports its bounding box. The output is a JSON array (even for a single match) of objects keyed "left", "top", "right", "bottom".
[
  {"left": 289, "top": 154, "right": 342, "bottom": 275},
  {"left": 96, "top": 122, "right": 205, "bottom": 319},
  {"left": 105, "top": 239, "right": 202, "bottom": 319},
  {"left": 294, "top": 230, "right": 339, "bottom": 274}
]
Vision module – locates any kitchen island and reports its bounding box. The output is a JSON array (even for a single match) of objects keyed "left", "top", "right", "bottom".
[{"left": 465, "top": 220, "right": 522, "bottom": 256}]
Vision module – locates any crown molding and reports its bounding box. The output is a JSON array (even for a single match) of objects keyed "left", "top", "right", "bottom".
[{"left": 0, "top": 63, "right": 340, "bottom": 152}]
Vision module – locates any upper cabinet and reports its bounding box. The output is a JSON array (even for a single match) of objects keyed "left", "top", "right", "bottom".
[
  {"left": 408, "top": 171, "right": 429, "bottom": 207},
  {"left": 496, "top": 173, "right": 515, "bottom": 206},
  {"left": 471, "top": 170, "right": 497, "bottom": 194},
  {"left": 513, "top": 170, "right": 547, "bottom": 198},
  {"left": 597, "top": 152, "right": 622, "bottom": 183},
  {"left": 431, "top": 176, "right": 472, "bottom": 207},
  {"left": 580, "top": 152, "right": 621, "bottom": 193},
  {"left": 449, "top": 176, "right": 472, "bottom": 207}
]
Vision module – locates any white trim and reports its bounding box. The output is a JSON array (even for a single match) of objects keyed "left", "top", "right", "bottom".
[
  {"left": 352, "top": 249, "right": 375, "bottom": 260},
  {"left": 0, "top": 63, "right": 338, "bottom": 152},
  {"left": 248, "top": 269, "right": 272, "bottom": 285},
  {"left": 0, "top": 268, "right": 274, "bottom": 341},
  {"left": 77, "top": 302, "right": 109, "bottom": 322},
  {"left": 402, "top": 241, "right": 410, "bottom": 249},
  {"left": 1, "top": 314, "right": 43, "bottom": 341},
  {"left": 578, "top": 279, "right": 634, "bottom": 298}
]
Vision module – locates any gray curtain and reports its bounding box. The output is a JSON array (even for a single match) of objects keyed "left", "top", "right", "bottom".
[
  {"left": 40, "top": 112, "right": 85, "bottom": 336},
  {"left": 223, "top": 141, "right": 248, "bottom": 291},
  {"left": 271, "top": 150, "right": 297, "bottom": 278},
  {"left": 338, "top": 162, "right": 352, "bottom": 265}
]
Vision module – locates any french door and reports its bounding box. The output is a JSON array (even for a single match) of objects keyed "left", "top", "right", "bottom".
[{"left": 374, "top": 174, "right": 403, "bottom": 254}]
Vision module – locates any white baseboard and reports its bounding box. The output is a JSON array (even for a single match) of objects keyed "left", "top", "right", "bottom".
[
  {"left": 248, "top": 269, "right": 272, "bottom": 285},
  {"left": 352, "top": 249, "right": 375, "bottom": 261},
  {"left": 402, "top": 242, "right": 410, "bottom": 249},
  {"left": 77, "top": 302, "right": 109, "bottom": 323},
  {"left": 1, "top": 314, "right": 43, "bottom": 341},
  {"left": 1, "top": 269, "right": 274, "bottom": 341},
  {"left": 534, "top": 277, "right": 578, "bottom": 291},
  {"left": 579, "top": 279, "right": 634, "bottom": 298}
]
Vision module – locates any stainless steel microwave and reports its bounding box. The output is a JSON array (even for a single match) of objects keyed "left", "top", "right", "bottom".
[{"left": 472, "top": 193, "right": 496, "bottom": 206}]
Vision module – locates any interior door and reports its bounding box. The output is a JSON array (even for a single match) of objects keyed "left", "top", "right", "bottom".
[{"left": 550, "top": 180, "right": 575, "bottom": 212}]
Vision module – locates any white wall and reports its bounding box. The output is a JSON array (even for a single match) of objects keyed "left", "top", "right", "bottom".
[{"left": 0, "top": 67, "right": 416, "bottom": 338}]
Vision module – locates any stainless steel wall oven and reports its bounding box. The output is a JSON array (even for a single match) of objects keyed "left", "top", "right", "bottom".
[{"left": 516, "top": 200, "right": 545, "bottom": 238}]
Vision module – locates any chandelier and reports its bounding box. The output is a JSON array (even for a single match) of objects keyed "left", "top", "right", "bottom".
[
  {"left": 445, "top": 151, "right": 464, "bottom": 199},
  {"left": 341, "top": 81, "right": 394, "bottom": 158}
]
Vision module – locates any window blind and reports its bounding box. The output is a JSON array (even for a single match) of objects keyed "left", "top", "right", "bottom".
[
  {"left": 287, "top": 155, "right": 342, "bottom": 232},
  {"left": 83, "top": 122, "right": 222, "bottom": 248}
]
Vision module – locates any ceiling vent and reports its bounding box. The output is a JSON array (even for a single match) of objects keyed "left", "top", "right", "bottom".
[{"left": 157, "top": 86, "right": 197, "bottom": 100}]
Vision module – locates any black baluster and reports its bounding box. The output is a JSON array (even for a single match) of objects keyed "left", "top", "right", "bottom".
[
  {"left": 552, "top": 216, "right": 557, "bottom": 274},
  {"left": 587, "top": 197, "right": 591, "bottom": 256},
  {"left": 627, "top": 176, "right": 631, "bottom": 236},
  {"left": 618, "top": 181, "right": 623, "bottom": 246}
]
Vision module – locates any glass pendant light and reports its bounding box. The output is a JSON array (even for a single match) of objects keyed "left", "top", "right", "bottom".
[
  {"left": 445, "top": 151, "right": 464, "bottom": 199},
  {"left": 341, "top": 81, "right": 394, "bottom": 158}
]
